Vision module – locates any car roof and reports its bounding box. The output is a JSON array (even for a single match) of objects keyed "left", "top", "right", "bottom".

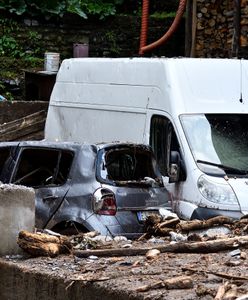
[{"left": 0, "top": 140, "right": 152, "bottom": 152}]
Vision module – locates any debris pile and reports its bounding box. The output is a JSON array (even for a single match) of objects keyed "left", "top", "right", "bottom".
[
  {"left": 17, "top": 215, "right": 248, "bottom": 259},
  {"left": 141, "top": 214, "right": 248, "bottom": 241}
]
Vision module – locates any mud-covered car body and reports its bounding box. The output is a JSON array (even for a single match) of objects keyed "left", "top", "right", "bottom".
[{"left": 0, "top": 141, "right": 171, "bottom": 237}]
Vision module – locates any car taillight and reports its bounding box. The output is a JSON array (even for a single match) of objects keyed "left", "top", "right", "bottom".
[{"left": 93, "top": 188, "right": 116, "bottom": 216}]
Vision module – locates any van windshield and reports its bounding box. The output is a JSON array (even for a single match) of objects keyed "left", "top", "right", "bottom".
[{"left": 180, "top": 114, "right": 248, "bottom": 175}]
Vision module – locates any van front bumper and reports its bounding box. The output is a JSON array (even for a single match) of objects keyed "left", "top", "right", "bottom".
[{"left": 191, "top": 207, "right": 243, "bottom": 220}]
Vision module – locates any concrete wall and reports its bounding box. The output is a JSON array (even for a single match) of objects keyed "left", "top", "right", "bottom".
[
  {"left": 0, "top": 184, "right": 35, "bottom": 255},
  {"left": 0, "top": 259, "right": 138, "bottom": 300}
]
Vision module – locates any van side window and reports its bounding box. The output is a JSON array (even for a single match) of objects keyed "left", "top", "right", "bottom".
[{"left": 150, "top": 115, "right": 180, "bottom": 176}]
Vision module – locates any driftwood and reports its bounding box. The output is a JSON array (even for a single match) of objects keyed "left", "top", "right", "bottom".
[
  {"left": 178, "top": 216, "right": 234, "bottom": 232},
  {"left": 136, "top": 276, "right": 193, "bottom": 292},
  {"left": 74, "top": 236, "right": 248, "bottom": 258},
  {"left": 182, "top": 267, "right": 248, "bottom": 281},
  {"left": 18, "top": 230, "right": 72, "bottom": 257}
]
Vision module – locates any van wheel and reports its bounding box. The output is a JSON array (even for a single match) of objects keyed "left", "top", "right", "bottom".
[{"left": 51, "top": 221, "right": 88, "bottom": 236}]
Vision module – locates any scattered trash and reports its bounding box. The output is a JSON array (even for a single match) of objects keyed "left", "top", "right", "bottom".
[
  {"left": 229, "top": 249, "right": 241, "bottom": 257},
  {"left": 87, "top": 255, "right": 99, "bottom": 261},
  {"left": 148, "top": 237, "right": 165, "bottom": 243},
  {"left": 0, "top": 95, "right": 6, "bottom": 101},
  {"left": 121, "top": 243, "right": 132, "bottom": 248},
  {"left": 169, "top": 231, "right": 187, "bottom": 242},
  {"left": 113, "top": 236, "right": 128, "bottom": 243}
]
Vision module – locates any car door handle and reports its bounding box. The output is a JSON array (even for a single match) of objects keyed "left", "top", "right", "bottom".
[{"left": 43, "top": 195, "right": 59, "bottom": 201}]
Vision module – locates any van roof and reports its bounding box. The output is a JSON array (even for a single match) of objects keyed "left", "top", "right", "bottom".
[{"left": 52, "top": 57, "right": 248, "bottom": 114}]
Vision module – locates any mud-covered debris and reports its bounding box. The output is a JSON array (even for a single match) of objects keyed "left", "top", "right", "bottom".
[
  {"left": 142, "top": 215, "right": 248, "bottom": 242},
  {"left": 145, "top": 249, "right": 160, "bottom": 260},
  {"left": 136, "top": 275, "right": 193, "bottom": 292},
  {"left": 236, "top": 294, "right": 248, "bottom": 300},
  {"left": 169, "top": 231, "right": 187, "bottom": 242}
]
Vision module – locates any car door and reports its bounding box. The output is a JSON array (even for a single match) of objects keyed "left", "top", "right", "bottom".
[{"left": 11, "top": 146, "right": 74, "bottom": 229}]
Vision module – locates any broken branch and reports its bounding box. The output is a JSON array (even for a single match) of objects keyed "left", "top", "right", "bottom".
[
  {"left": 178, "top": 216, "right": 234, "bottom": 232},
  {"left": 136, "top": 276, "right": 193, "bottom": 292}
]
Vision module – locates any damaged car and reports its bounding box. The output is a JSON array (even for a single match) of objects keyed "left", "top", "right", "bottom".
[{"left": 0, "top": 141, "right": 171, "bottom": 238}]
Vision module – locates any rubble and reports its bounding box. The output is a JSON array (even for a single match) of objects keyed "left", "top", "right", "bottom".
[{"left": 9, "top": 215, "right": 248, "bottom": 299}]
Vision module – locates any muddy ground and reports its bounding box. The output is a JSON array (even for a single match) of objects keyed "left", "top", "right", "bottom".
[{"left": 2, "top": 239, "right": 248, "bottom": 300}]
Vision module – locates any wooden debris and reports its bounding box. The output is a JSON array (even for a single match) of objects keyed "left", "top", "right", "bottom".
[
  {"left": 178, "top": 216, "right": 234, "bottom": 232},
  {"left": 0, "top": 110, "right": 47, "bottom": 142},
  {"left": 17, "top": 230, "right": 72, "bottom": 257},
  {"left": 136, "top": 275, "right": 193, "bottom": 292},
  {"left": 182, "top": 267, "right": 248, "bottom": 281},
  {"left": 223, "top": 284, "right": 238, "bottom": 300},
  {"left": 214, "top": 281, "right": 230, "bottom": 300},
  {"left": 74, "top": 236, "right": 248, "bottom": 258}
]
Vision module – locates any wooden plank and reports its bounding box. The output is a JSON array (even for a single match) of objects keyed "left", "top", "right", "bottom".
[{"left": 0, "top": 110, "right": 47, "bottom": 141}]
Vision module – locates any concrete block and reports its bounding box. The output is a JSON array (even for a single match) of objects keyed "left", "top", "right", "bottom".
[{"left": 0, "top": 184, "right": 35, "bottom": 255}]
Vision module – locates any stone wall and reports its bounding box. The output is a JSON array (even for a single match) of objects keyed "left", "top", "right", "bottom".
[
  {"left": 188, "top": 0, "right": 248, "bottom": 58},
  {"left": 0, "top": 13, "right": 185, "bottom": 100},
  {"left": 7, "top": 14, "right": 185, "bottom": 59}
]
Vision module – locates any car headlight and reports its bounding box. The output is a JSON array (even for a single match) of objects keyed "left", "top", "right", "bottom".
[{"left": 197, "top": 175, "right": 238, "bottom": 205}]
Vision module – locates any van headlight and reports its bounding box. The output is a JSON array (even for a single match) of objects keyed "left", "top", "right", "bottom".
[{"left": 197, "top": 175, "right": 238, "bottom": 205}]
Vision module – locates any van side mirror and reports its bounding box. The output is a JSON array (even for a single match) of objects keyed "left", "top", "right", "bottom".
[{"left": 169, "top": 151, "right": 183, "bottom": 183}]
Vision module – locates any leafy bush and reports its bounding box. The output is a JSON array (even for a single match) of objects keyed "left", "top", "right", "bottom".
[{"left": 0, "top": 0, "right": 124, "bottom": 19}]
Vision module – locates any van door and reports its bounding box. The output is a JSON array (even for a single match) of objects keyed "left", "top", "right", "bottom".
[{"left": 149, "top": 114, "right": 181, "bottom": 177}]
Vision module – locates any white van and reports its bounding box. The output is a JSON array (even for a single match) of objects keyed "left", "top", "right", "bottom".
[{"left": 45, "top": 57, "right": 248, "bottom": 220}]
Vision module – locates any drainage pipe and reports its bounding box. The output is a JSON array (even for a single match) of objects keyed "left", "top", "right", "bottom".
[{"left": 139, "top": 0, "right": 187, "bottom": 55}]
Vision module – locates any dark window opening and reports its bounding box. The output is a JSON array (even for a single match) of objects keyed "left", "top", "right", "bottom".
[
  {"left": 99, "top": 146, "right": 163, "bottom": 187},
  {"left": 0, "top": 147, "right": 12, "bottom": 171},
  {"left": 13, "top": 148, "right": 73, "bottom": 187},
  {"left": 150, "top": 115, "right": 180, "bottom": 176},
  {"left": 0, "top": 146, "right": 15, "bottom": 183}
]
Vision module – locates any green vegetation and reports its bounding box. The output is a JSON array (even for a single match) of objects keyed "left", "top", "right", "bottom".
[
  {"left": 0, "top": 18, "right": 43, "bottom": 58},
  {"left": 150, "top": 11, "right": 177, "bottom": 19},
  {"left": 0, "top": 17, "right": 43, "bottom": 100},
  {"left": 0, "top": 0, "right": 124, "bottom": 19},
  {"left": 104, "top": 31, "right": 121, "bottom": 56}
]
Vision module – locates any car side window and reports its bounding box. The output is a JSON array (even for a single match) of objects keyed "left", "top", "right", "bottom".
[
  {"left": 150, "top": 115, "right": 180, "bottom": 176},
  {"left": 13, "top": 148, "right": 73, "bottom": 187}
]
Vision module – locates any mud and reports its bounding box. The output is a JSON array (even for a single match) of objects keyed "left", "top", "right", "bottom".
[{"left": 1, "top": 244, "right": 248, "bottom": 300}]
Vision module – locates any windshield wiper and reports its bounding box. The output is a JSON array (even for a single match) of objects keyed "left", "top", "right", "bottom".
[{"left": 196, "top": 159, "right": 248, "bottom": 175}]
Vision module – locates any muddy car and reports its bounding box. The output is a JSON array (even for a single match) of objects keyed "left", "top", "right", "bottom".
[{"left": 0, "top": 141, "right": 171, "bottom": 238}]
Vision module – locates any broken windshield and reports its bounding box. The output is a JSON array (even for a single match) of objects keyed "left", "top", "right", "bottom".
[
  {"left": 97, "top": 146, "right": 163, "bottom": 187},
  {"left": 180, "top": 114, "right": 248, "bottom": 175}
]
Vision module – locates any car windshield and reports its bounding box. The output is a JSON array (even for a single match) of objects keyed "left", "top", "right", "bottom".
[
  {"left": 180, "top": 114, "right": 248, "bottom": 175},
  {"left": 98, "top": 146, "right": 163, "bottom": 187}
]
